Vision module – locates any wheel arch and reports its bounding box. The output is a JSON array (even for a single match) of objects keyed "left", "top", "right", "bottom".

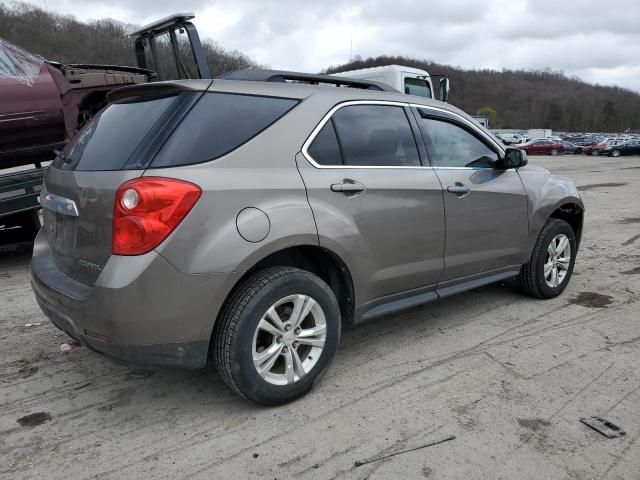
[
  {"left": 548, "top": 202, "right": 584, "bottom": 250},
  {"left": 210, "top": 244, "right": 356, "bottom": 352},
  {"left": 522, "top": 186, "right": 584, "bottom": 263}
]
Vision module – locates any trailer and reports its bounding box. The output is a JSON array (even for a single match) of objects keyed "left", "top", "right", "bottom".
[{"left": 0, "top": 13, "right": 210, "bottom": 244}]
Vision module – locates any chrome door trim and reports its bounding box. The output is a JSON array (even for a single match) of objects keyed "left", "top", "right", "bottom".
[
  {"left": 300, "top": 100, "right": 434, "bottom": 170},
  {"left": 300, "top": 99, "right": 507, "bottom": 170}
]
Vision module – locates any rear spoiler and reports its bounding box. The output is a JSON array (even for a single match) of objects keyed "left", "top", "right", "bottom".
[{"left": 106, "top": 80, "right": 212, "bottom": 103}]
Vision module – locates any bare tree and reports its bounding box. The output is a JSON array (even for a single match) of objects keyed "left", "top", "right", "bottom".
[{"left": 0, "top": 2, "right": 256, "bottom": 80}]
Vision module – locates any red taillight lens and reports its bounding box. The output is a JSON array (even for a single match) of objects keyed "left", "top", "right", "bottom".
[{"left": 112, "top": 177, "right": 201, "bottom": 255}]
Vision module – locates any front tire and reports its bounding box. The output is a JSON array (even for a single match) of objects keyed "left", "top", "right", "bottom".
[
  {"left": 213, "top": 267, "right": 341, "bottom": 405},
  {"left": 518, "top": 219, "right": 577, "bottom": 299},
  {"left": 611, "top": 149, "right": 620, "bottom": 157},
  {"left": 551, "top": 149, "right": 558, "bottom": 156}
]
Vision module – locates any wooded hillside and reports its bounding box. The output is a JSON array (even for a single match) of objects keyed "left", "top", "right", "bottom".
[
  {"left": 0, "top": 3, "right": 255, "bottom": 78},
  {"left": 325, "top": 56, "right": 640, "bottom": 132},
  {"left": 3, "top": 3, "right": 639, "bottom": 132}
]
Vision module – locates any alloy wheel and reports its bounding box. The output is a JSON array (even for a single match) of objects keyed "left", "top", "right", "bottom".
[
  {"left": 252, "top": 294, "right": 326, "bottom": 386},
  {"left": 544, "top": 234, "right": 571, "bottom": 288}
]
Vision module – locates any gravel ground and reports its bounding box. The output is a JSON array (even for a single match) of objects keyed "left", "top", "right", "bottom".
[{"left": 1, "top": 154, "right": 639, "bottom": 479}]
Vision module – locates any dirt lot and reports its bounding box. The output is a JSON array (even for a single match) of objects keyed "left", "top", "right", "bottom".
[{"left": 1, "top": 154, "right": 639, "bottom": 479}]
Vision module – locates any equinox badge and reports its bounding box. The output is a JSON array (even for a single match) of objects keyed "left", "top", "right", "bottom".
[{"left": 78, "top": 259, "right": 102, "bottom": 272}]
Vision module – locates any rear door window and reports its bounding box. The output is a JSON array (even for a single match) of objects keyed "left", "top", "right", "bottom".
[
  {"left": 151, "top": 93, "right": 298, "bottom": 168},
  {"left": 330, "top": 105, "right": 421, "bottom": 167}
]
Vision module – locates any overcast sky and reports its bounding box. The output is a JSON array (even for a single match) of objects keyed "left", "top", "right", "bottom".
[{"left": 15, "top": 0, "right": 640, "bottom": 92}]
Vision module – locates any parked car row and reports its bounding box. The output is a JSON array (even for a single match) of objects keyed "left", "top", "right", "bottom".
[
  {"left": 573, "top": 137, "right": 640, "bottom": 157},
  {"left": 517, "top": 139, "right": 566, "bottom": 156},
  {"left": 600, "top": 141, "right": 640, "bottom": 157},
  {"left": 495, "top": 132, "right": 640, "bottom": 157}
]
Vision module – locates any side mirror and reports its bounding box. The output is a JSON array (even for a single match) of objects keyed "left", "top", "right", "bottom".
[
  {"left": 503, "top": 147, "right": 528, "bottom": 169},
  {"left": 439, "top": 77, "right": 450, "bottom": 102}
]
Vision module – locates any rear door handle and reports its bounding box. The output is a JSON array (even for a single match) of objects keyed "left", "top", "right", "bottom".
[
  {"left": 331, "top": 180, "right": 365, "bottom": 194},
  {"left": 446, "top": 184, "right": 471, "bottom": 195}
]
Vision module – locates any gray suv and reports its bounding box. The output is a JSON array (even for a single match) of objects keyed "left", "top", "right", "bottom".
[{"left": 31, "top": 72, "right": 584, "bottom": 405}]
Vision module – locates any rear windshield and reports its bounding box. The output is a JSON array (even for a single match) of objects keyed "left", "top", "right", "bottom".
[
  {"left": 54, "top": 95, "right": 179, "bottom": 171},
  {"left": 53, "top": 91, "right": 298, "bottom": 171},
  {"left": 150, "top": 92, "right": 298, "bottom": 168}
]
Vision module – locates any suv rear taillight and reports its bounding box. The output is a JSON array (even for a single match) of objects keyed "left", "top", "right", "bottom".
[{"left": 113, "top": 177, "right": 201, "bottom": 255}]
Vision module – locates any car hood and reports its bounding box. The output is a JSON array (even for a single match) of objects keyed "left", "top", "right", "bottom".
[{"left": 518, "top": 164, "right": 550, "bottom": 174}]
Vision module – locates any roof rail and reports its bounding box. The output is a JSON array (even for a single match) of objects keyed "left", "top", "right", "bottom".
[{"left": 217, "top": 69, "right": 398, "bottom": 92}]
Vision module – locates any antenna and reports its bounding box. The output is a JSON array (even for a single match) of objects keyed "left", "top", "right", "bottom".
[{"left": 41, "top": 0, "right": 56, "bottom": 40}]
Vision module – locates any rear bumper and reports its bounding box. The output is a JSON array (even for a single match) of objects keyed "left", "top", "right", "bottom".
[
  {"left": 31, "top": 231, "right": 240, "bottom": 369},
  {"left": 32, "top": 277, "right": 208, "bottom": 368}
]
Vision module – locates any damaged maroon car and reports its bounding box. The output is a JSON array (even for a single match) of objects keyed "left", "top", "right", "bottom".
[
  {"left": 2, "top": 13, "right": 216, "bottom": 242},
  {"left": 0, "top": 38, "right": 149, "bottom": 241},
  {"left": 0, "top": 38, "right": 149, "bottom": 168}
]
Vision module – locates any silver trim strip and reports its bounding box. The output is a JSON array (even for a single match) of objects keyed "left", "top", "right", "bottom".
[
  {"left": 40, "top": 191, "right": 79, "bottom": 217},
  {"left": 301, "top": 100, "right": 431, "bottom": 170},
  {"left": 300, "top": 100, "right": 506, "bottom": 170}
]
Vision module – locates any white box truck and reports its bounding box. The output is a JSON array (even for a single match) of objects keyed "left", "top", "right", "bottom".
[
  {"left": 528, "top": 129, "right": 552, "bottom": 140},
  {"left": 334, "top": 64, "right": 450, "bottom": 102}
]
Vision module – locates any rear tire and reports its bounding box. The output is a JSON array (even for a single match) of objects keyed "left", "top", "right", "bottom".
[
  {"left": 591, "top": 150, "right": 599, "bottom": 156},
  {"left": 551, "top": 149, "right": 558, "bottom": 156},
  {"left": 213, "top": 267, "right": 341, "bottom": 405},
  {"left": 518, "top": 219, "right": 577, "bottom": 299},
  {"left": 611, "top": 149, "right": 620, "bottom": 157}
]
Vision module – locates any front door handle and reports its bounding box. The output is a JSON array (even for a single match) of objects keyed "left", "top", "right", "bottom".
[
  {"left": 331, "top": 179, "right": 365, "bottom": 194},
  {"left": 446, "top": 184, "right": 471, "bottom": 196}
]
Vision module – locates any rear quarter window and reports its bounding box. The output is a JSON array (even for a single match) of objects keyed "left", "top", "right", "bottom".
[
  {"left": 150, "top": 93, "right": 298, "bottom": 168},
  {"left": 307, "top": 120, "right": 343, "bottom": 165}
]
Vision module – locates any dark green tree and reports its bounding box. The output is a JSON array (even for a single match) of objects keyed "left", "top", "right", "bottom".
[{"left": 477, "top": 107, "right": 498, "bottom": 127}]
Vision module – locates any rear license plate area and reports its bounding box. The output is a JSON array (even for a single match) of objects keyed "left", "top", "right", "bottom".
[{"left": 44, "top": 209, "right": 77, "bottom": 254}]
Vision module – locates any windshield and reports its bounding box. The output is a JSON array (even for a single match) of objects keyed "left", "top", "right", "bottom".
[
  {"left": 404, "top": 77, "right": 432, "bottom": 98},
  {"left": 0, "top": 37, "right": 44, "bottom": 86}
]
